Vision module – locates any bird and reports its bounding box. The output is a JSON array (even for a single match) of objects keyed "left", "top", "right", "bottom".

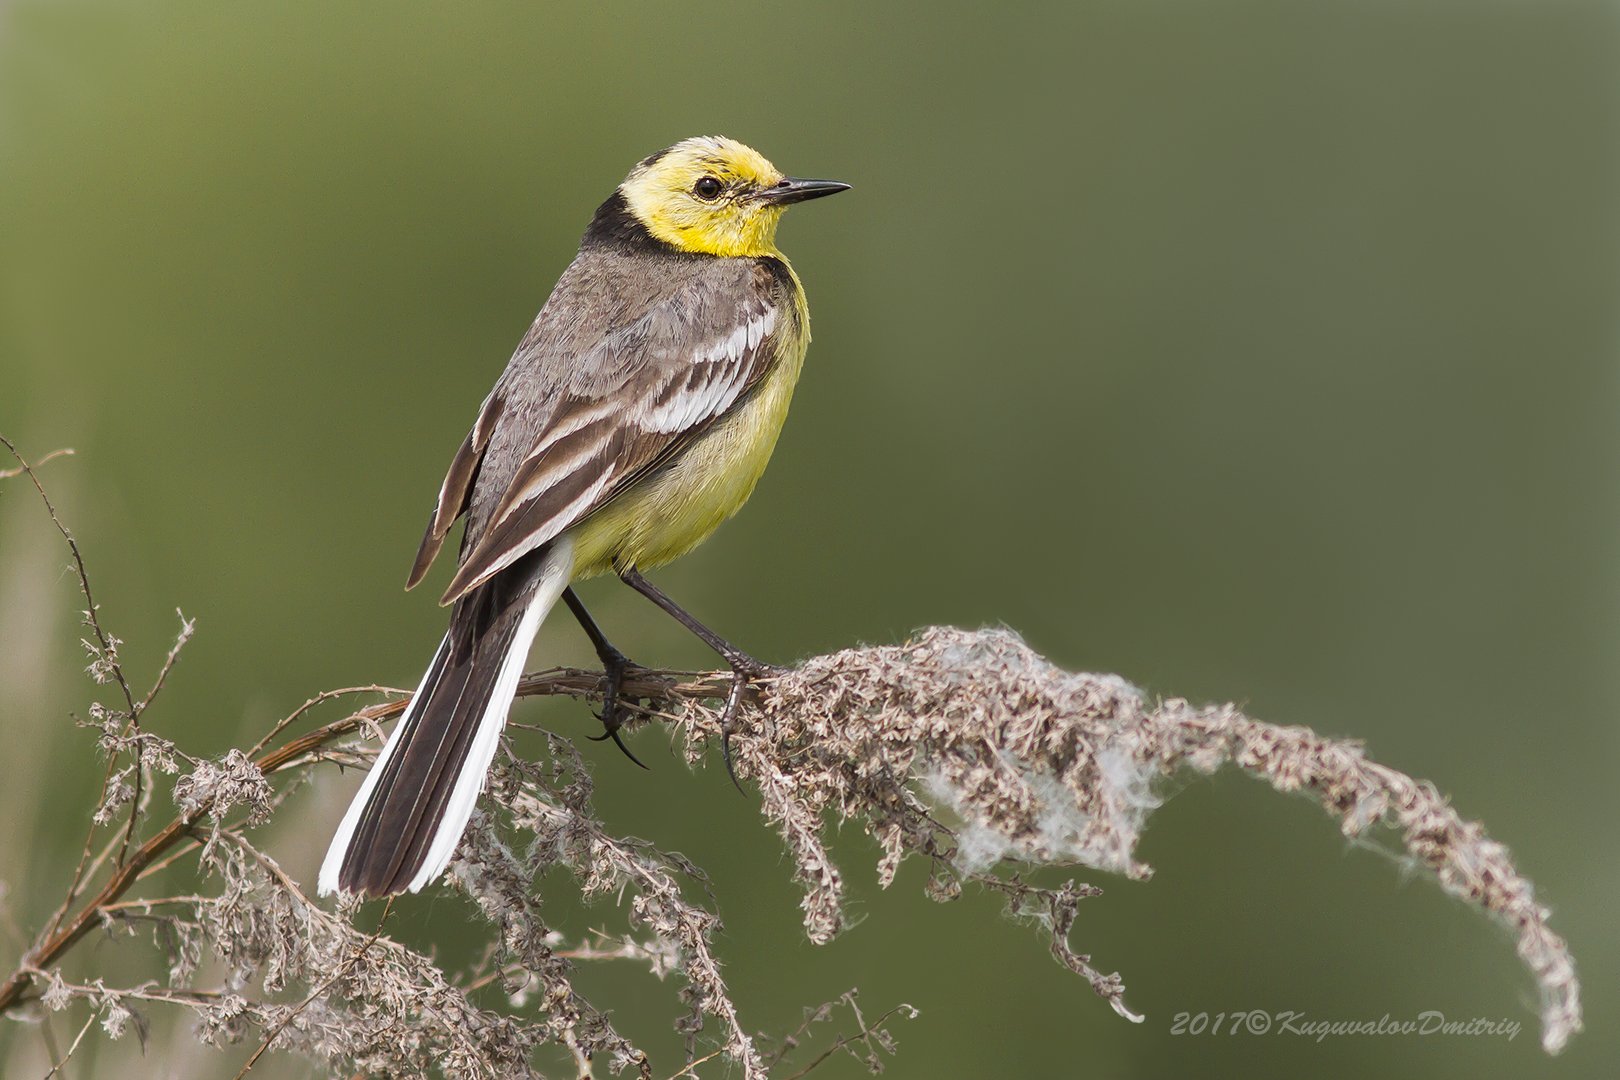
[{"left": 318, "top": 136, "right": 849, "bottom": 898}]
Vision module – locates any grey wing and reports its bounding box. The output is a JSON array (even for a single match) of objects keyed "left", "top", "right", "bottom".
[{"left": 434, "top": 257, "right": 792, "bottom": 604}]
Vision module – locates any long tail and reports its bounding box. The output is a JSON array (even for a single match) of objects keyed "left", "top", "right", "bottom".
[{"left": 318, "top": 538, "right": 574, "bottom": 898}]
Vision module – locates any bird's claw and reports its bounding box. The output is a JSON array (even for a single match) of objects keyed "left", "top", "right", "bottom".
[
  {"left": 588, "top": 722, "right": 648, "bottom": 770},
  {"left": 589, "top": 651, "right": 650, "bottom": 770},
  {"left": 716, "top": 659, "right": 778, "bottom": 793}
]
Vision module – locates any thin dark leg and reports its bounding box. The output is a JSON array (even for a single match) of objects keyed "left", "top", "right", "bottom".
[
  {"left": 617, "top": 568, "right": 779, "bottom": 788},
  {"left": 562, "top": 587, "right": 648, "bottom": 770}
]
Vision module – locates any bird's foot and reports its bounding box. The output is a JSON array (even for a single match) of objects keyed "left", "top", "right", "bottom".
[
  {"left": 587, "top": 648, "right": 650, "bottom": 770},
  {"left": 716, "top": 653, "right": 784, "bottom": 792}
]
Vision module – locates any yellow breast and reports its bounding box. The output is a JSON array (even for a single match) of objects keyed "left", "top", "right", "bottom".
[{"left": 568, "top": 289, "right": 810, "bottom": 579}]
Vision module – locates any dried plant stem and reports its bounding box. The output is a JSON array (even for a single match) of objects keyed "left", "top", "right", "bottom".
[
  {"left": 230, "top": 898, "right": 395, "bottom": 1079},
  {"left": 0, "top": 672, "right": 752, "bottom": 1021},
  {"left": 40, "top": 1010, "right": 95, "bottom": 1079},
  {"left": 3, "top": 651, "right": 1583, "bottom": 1054},
  {"left": 0, "top": 438, "right": 149, "bottom": 872},
  {"left": 1, "top": 438, "right": 143, "bottom": 938},
  {"left": 0, "top": 699, "right": 389, "bottom": 1016},
  {"left": 0, "top": 445, "right": 73, "bottom": 479},
  {"left": 0, "top": 436, "right": 1583, "bottom": 1074},
  {"left": 778, "top": 1001, "right": 917, "bottom": 1080}
]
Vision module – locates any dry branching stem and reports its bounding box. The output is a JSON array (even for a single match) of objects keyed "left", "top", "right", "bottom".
[{"left": 0, "top": 435, "right": 1582, "bottom": 1077}]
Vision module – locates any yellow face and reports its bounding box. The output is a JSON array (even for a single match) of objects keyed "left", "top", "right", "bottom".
[{"left": 618, "top": 136, "right": 846, "bottom": 258}]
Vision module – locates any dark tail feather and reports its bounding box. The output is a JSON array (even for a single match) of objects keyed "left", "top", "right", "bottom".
[
  {"left": 318, "top": 540, "right": 573, "bottom": 898},
  {"left": 345, "top": 583, "right": 526, "bottom": 896}
]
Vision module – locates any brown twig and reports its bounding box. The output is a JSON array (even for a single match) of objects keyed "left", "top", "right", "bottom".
[
  {"left": 0, "top": 703, "right": 371, "bottom": 1017},
  {"left": 245, "top": 684, "right": 404, "bottom": 758},
  {"left": 0, "top": 445, "right": 73, "bottom": 479},
  {"left": 660, "top": 1045, "right": 728, "bottom": 1080},
  {"left": 136, "top": 610, "right": 196, "bottom": 715},
  {"left": 0, "top": 669, "right": 715, "bottom": 1019},
  {"left": 1, "top": 437, "right": 145, "bottom": 936},
  {"left": 40, "top": 1011, "right": 95, "bottom": 1080},
  {"left": 777, "top": 1000, "right": 917, "bottom": 1080}
]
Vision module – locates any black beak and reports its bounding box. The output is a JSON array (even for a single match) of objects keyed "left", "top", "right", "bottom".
[{"left": 759, "top": 176, "right": 852, "bottom": 205}]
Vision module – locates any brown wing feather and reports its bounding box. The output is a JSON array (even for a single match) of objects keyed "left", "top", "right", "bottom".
[
  {"left": 406, "top": 389, "right": 505, "bottom": 590},
  {"left": 437, "top": 258, "right": 790, "bottom": 604}
]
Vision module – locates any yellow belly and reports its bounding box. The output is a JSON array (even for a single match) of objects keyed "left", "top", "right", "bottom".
[{"left": 567, "top": 323, "right": 808, "bottom": 580}]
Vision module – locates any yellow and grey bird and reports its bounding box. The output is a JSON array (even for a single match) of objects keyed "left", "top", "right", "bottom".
[{"left": 318, "top": 136, "right": 848, "bottom": 898}]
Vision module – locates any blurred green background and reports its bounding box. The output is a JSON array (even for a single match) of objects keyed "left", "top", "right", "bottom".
[{"left": 2, "top": 1, "right": 1616, "bottom": 1076}]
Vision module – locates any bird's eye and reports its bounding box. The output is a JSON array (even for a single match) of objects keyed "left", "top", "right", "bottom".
[{"left": 693, "top": 176, "right": 723, "bottom": 200}]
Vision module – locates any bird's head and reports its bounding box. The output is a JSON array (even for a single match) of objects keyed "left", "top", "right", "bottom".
[{"left": 615, "top": 136, "right": 849, "bottom": 258}]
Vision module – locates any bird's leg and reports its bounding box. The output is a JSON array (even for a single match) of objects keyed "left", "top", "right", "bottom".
[
  {"left": 562, "top": 587, "right": 648, "bottom": 770},
  {"left": 617, "top": 567, "right": 782, "bottom": 789}
]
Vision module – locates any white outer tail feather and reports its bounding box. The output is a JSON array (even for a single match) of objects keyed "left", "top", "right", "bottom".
[
  {"left": 317, "top": 536, "right": 575, "bottom": 897},
  {"left": 315, "top": 630, "right": 447, "bottom": 896}
]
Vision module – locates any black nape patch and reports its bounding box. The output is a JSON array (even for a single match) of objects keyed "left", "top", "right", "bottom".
[{"left": 581, "top": 190, "right": 680, "bottom": 253}]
